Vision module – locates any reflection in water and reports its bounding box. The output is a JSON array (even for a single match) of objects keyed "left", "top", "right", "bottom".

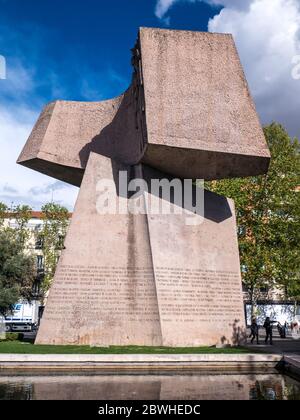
[{"left": 0, "top": 373, "right": 299, "bottom": 400}]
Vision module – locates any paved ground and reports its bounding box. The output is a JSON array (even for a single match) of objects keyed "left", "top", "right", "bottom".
[
  {"left": 245, "top": 329, "right": 300, "bottom": 355},
  {"left": 7, "top": 329, "right": 300, "bottom": 375},
  {"left": 0, "top": 353, "right": 282, "bottom": 371},
  {"left": 19, "top": 329, "right": 300, "bottom": 355}
]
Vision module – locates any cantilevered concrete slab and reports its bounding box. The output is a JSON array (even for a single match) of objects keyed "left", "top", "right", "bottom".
[{"left": 18, "top": 28, "right": 270, "bottom": 185}]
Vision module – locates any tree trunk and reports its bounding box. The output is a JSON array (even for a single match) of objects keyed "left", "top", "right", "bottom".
[{"left": 250, "top": 286, "right": 256, "bottom": 320}]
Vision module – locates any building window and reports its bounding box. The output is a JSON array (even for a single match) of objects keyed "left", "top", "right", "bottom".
[
  {"left": 242, "top": 283, "right": 249, "bottom": 293},
  {"left": 259, "top": 286, "right": 269, "bottom": 294},
  {"left": 238, "top": 226, "right": 246, "bottom": 236},
  {"left": 35, "top": 236, "right": 43, "bottom": 250},
  {"left": 37, "top": 255, "right": 44, "bottom": 271},
  {"left": 32, "top": 280, "right": 41, "bottom": 296},
  {"left": 56, "top": 235, "right": 65, "bottom": 250}
]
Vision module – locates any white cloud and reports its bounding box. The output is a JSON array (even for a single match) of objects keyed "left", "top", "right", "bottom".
[
  {"left": 6, "top": 60, "right": 35, "bottom": 94},
  {"left": 0, "top": 58, "right": 125, "bottom": 210},
  {"left": 154, "top": 0, "right": 252, "bottom": 20},
  {"left": 0, "top": 25, "right": 125, "bottom": 211},
  {"left": 0, "top": 58, "right": 38, "bottom": 125},
  {"left": 154, "top": 0, "right": 300, "bottom": 138},
  {"left": 208, "top": 0, "right": 300, "bottom": 137},
  {"left": 0, "top": 105, "right": 78, "bottom": 210},
  {"left": 155, "top": 0, "right": 178, "bottom": 19},
  {"left": 80, "top": 68, "right": 128, "bottom": 101},
  {"left": 0, "top": 56, "right": 79, "bottom": 210},
  {"left": 207, "top": 0, "right": 252, "bottom": 9}
]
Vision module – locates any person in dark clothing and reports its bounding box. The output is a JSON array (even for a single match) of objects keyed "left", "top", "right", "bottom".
[
  {"left": 249, "top": 318, "right": 259, "bottom": 344},
  {"left": 277, "top": 322, "right": 283, "bottom": 337},
  {"left": 263, "top": 317, "right": 276, "bottom": 344},
  {"left": 277, "top": 322, "right": 287, "bottom": 338},
  {"left": 282, "top": 322, "right": 287, "bottom": 338}
]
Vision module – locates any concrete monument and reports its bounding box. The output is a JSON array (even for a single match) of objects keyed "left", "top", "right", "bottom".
[{"left": 18, "top": 28, "right": 270, "bottom": 346}]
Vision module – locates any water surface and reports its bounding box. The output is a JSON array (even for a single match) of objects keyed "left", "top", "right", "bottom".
[{"left": 0, "top": 372, "right": 299, "bottom": 400}]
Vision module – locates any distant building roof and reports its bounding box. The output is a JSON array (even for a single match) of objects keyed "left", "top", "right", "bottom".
[{"left": 4, "top": 211, "right": 73, "bottom": 219}]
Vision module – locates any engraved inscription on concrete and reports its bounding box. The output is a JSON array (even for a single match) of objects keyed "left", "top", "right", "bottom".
[
  {"left": 36, "top": 153, "right": 246, "bottom": 346},
  {"left": 46, "top": 266, "right": 160, "bottom": 322},
  {"left": 155, "top": 268, "right": 242, "bottom": 323},
  {"left": 147, "top": 189, "right": 245, "bottom": 346},
  {"left": 36, "top": 154, "right": 162, "bottom": 346}
]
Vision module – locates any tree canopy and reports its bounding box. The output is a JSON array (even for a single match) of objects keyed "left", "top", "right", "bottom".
[
  {"left": 0, "top": 202, "right": 69, "bottom": 311},
  {"left": 0, "top": 229, "right": 36, "bottom": 316},
  {"left": 38, "top": 203, "right": 69, "bottom": 293},
  {"left": 207, "top": 123, "right": 300, "bottom": 305}
]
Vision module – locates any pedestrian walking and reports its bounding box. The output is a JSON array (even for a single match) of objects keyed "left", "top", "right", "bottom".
[
  {"left": 249, "top": 318, "right": 259, "bottom": 344},
  {"left": 263, "top": 317, "right": 276, "bottom": 344}
]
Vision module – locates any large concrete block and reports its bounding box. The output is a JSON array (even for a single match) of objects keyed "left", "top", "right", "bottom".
[
  {"left": 17, "top": 97, "right": 124, "bottom": 187},
  {"left": 36, "top": 153, "right": 245, "bottom": 346},
  {"left": 139, "top": 28, "right": 270, "bottom": 179},
  {"left": 18, "top": 28, "right": 270, "bottom": 185},
  {"left": 36, "top": 153, "right": 162, "bottom": 345}
]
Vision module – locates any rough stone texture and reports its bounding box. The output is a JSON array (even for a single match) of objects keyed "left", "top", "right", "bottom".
[
  {"left": 36, "top": 153, "right": 245, "bottom": 347},
  {"left": 140, "top": 28, "right": 270, "bottom": 179},
  {"left": 18, "top": 27, "right": 270, "bottom": 184},
  {"left": 18, "top": 27, "right": 271, "bottom": 347},
  {"left": 36, "top": 153, "right": 162, "bottom": 346},
  {"left": 145, "top": 187, "right": 245, "bottom": 346},
  {"left": 17, "top": 97, "right": 123, "bottom": 187}
]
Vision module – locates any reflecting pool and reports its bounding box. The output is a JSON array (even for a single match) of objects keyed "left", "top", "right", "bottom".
[{"left": 0, "top": 372, "right": 299, "bottom": 400}]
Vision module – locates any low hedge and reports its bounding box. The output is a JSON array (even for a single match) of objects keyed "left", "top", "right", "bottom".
[{"left": 0, "top": 332, "right": 22, "bottom": 342}]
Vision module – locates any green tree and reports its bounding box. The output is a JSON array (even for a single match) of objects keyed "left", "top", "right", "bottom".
[
  {"left": 39, "top": 203, "right": 69, "bottom": 294},
  {"left": 0, "top": 202, "right": 8, "bottom": 228},
  {"left": 263, "top": 126, "right": 300, "bottom": 308},
  {"left": 0, "top": 229, "right": 36, "bottom": 316},
  {"left": 207, "top": 123, "right": 300, "bottom": 315},
  {"left": 12, "top": 204, "right": 32, "bottom": 245}
]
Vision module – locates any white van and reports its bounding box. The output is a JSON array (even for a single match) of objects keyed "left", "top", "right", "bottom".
[{"left": 4, "top": 301, "right": 40, "bottom": 332}]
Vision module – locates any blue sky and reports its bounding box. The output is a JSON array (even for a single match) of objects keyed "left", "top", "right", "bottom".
[
  {"left": 0, "top": 0, "right": 300, "bottom": 210},
  {"left": 0, "top": 0, "right": 218, "bottom": 107}
]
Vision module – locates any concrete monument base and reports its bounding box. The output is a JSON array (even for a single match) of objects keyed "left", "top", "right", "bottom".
[{"left": 36, "top": 153, "right": 246, "bottom": 347}]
